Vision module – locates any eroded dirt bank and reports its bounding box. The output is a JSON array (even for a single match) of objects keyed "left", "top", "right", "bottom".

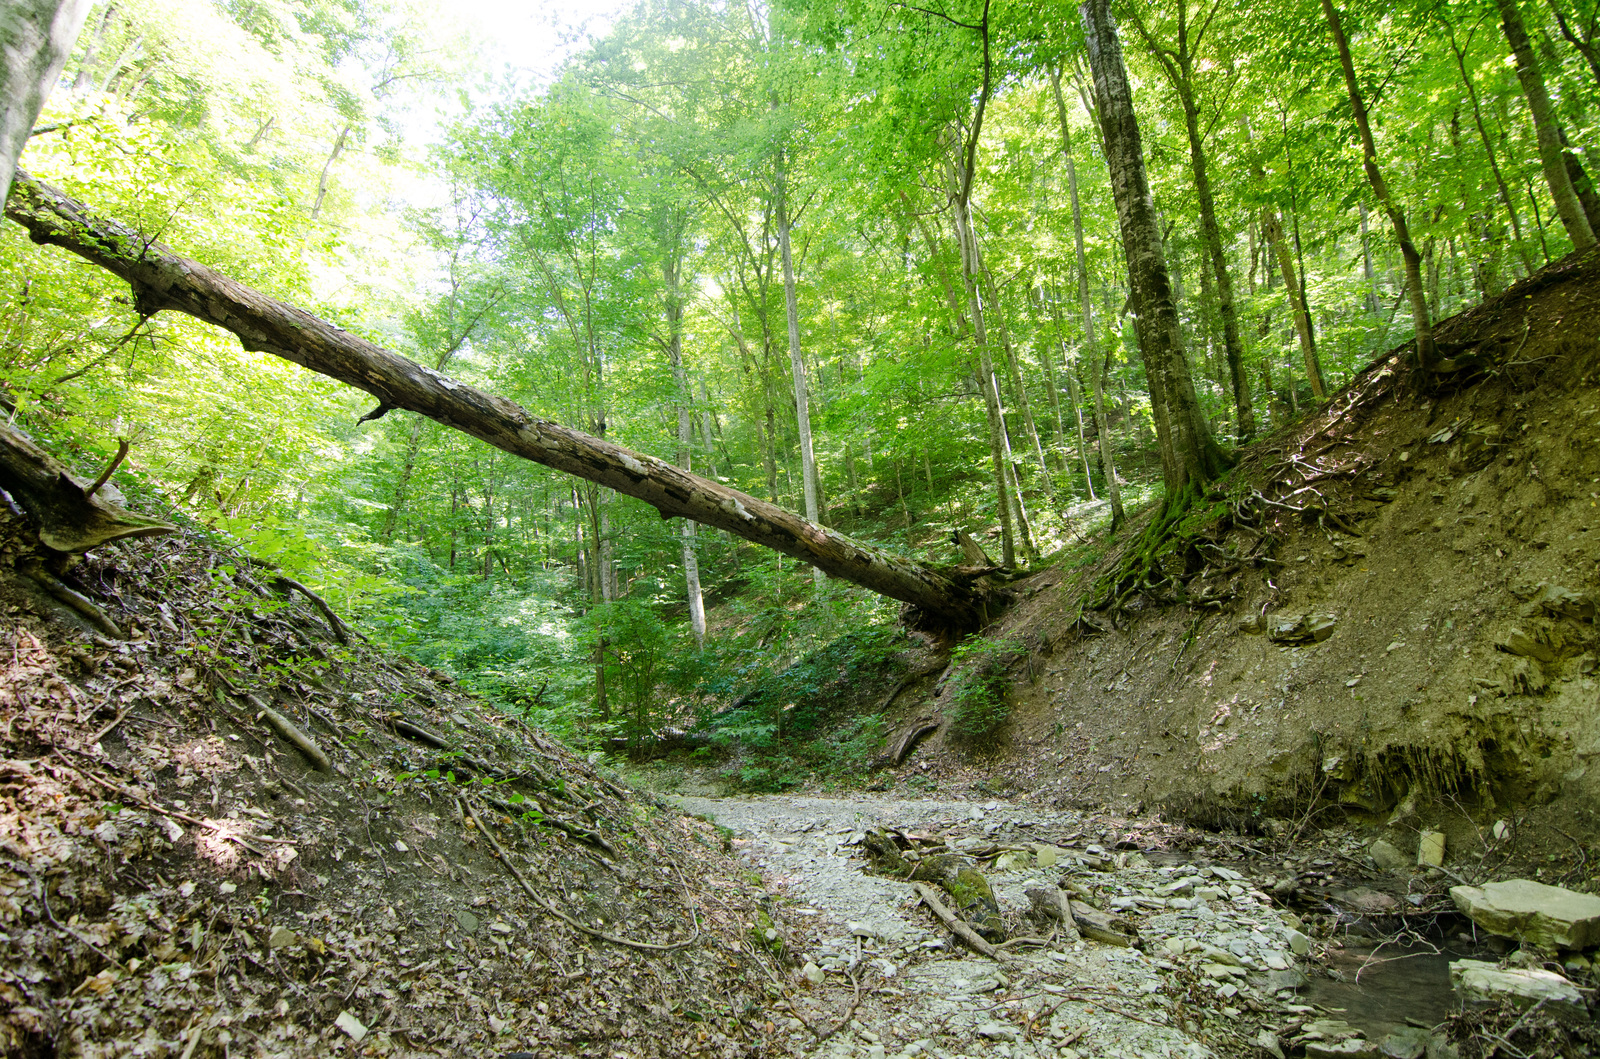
[
  {"left": 891, "top": 249, "right": 1600, "bottom": 856},
  {"left": 0, "top": 517, "right": 783, "bottom": 1058}
]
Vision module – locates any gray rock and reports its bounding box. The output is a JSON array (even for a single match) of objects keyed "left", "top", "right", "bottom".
[
  {"left": 1305, "top": 1043, "right": 1382, "bottom": 1059},
  {"left": 1376, "top": 1028, "right": 1431, "bottom": 1059},
  {"left": 453, "top": 908, "right": 480, "bottom": 933},
  {"left": 1306, "top": 1042, "right": 1380, "bottom": 1059},
  {"left": 1416, "top": 831, "right": 1445, "bottom": 868},
  {"left": 1284, "top": 928, "right": 1311, "bottom": 956},
  {"left": 1268, "top": 613, "right": 1337, "bottom": 645},
  {"left": 1449, "top": 879, "right": 1600, "bottom": 950},
  {"left": 266, "top": 925, "right": 297, "bottom": 950},
  {"left": 1369, "top": 839, "right": 1410, "bottom": 873},
  {"left": 1264, "top": 968, "right": 1309, "bottom": 992},
  {"left": 1450, "top": 959, "right": 1584, "bottom": 1014}
]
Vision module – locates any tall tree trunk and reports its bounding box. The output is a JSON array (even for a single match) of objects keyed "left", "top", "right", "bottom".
[
  {"left": 1261, "top": 207, "right": 1325, "bottom": 399},
  {"left": 0, "top": 0, "right": 93, "bottom": 201},
  {"left": 1030, "top": 286, "right": 1070, "bottom": 475},
  {"left": 948, "top": 162, "right": 1016, "bottom": 567},
  {"left": 774, "top": 146, "right": 823, "bottom": 586},
  {"left": 1497, "top": 0, "right": 1596, "bottom": 248},
  {"left": 310, "top": 124, "right": 351, "bottom": 221},
  {"left": 661, "top": 231, "right": 706, "bottom": 649},
  {"left": 1547, "top": 0, "right": 1600, "bottom": 89},
  {"left": 70, "top": 2, "right": 115, "bottom": 91},
  {"left": 1128, "top": 5, "right": 1256, "bottom": 442},
  {"left": 1322, "top": 0, "right": 1438, "bottom": 376},
  {"left": 1081, "top": 0, "right": 1227, "bottom": 503},
  {"left": 1359, "top": 203, "right": 1381, "bottom": 312},
  {"left": 7, "top": 171, "right": 987, "bottom": 625},
  {"left": 981, "top": 262, "right": 1053, "bottom": 497},
  {"left": 1039, "top": 288, "right": 1097, "bottom": 499},
  {"left": 1558, "top": 126, "right": 1600, "bottom": 231},
  {"left": 1445, "top": 22, "right": 1533, "bottom": 270},
  {"left": 1050, "top": 66, "right": 1123, "bottom": 527}
]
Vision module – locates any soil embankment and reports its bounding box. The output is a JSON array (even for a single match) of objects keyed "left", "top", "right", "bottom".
[
  {"left": 0, "top": 516, "right": 781, "bottom": 1058},
  {"left": 896, "top": 249, "right": 1600, "bottom": 860}
]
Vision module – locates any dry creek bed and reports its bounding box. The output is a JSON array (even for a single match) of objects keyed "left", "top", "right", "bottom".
[{"left": 674, "top": 794, "right": 1331, "bottom": 1059}]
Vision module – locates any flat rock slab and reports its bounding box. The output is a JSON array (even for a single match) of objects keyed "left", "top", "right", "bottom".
[
  {"left": 1449, "top": 959, "right": 1585, "bottom": 1015},
  {"left": 1450, "top": 879, "right": 1600, "bottom": 950}
]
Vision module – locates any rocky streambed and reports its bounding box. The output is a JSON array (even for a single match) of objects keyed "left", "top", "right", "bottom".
[
  {"left": 672, "top": 793, "right": 1524, "bottom": 1059},
  {"left": 670, "top": 793, "right": 1600, "bottom": 1058}
]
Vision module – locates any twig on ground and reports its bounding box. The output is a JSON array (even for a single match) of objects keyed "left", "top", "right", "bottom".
[
  {"left": 53, "top": 751, "right": 271, "bottom": 857},
  {"left": 912, "top": 881, "right": 1002, "bottom": 959},
  {"left": 461, "top": 797, "right": 699, "bottom": 952},
  {"left": 15, "top": 860, "right": 128, "bottom": 972},
  {"left": 354, "top": 790, "right": 389, "bottom": 879},
  {"left": 88, "top": 704, "right": 132, "bottom": 745}
]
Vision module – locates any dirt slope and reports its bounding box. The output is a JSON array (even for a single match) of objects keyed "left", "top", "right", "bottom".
[
  {"left": 899, "top": 248, "right": 1600, "bottom": 863},
  {"left": 0, "top": 514, "right": 784, "bottom": 1058}
]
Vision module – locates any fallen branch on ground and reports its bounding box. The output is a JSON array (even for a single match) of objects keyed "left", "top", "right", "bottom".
[
  {"left": 461, "top": 798, "right": 699, "bottom": 953},
  {"left": 912, "top": 881, "right": 1001, "bottom": 959},
  {"left": 247, "top": 695, "right": 332, "bottom": 772}
]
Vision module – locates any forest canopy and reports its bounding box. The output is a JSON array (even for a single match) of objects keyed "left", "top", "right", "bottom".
[{"left": 4, "top": 0, "right": 1596, "bottom": 749}]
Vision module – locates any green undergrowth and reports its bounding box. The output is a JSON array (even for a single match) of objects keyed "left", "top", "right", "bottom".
[
  {"left": 695, "top": 624, "right": 908, "bottom": 792},
  {"left": 945, "top": 634, "right": 1023, "bottom": 746}
]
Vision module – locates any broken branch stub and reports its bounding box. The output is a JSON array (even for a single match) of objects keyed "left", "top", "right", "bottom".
[
  {"left": 0, "top": 420, "right": 173, "bottom": 552},
  {"left": 5, "top": 172, "right": 985, "bottom": 627}
]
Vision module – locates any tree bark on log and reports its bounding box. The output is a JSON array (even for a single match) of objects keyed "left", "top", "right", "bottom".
[
  {"left": 4, "top": 171, "right": 985, "bottom": 626},
  {"left": 0, "top": 420, "right": 175, "bottom": 552}
]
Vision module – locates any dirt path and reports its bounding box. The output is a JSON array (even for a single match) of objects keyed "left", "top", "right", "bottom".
[{"left": 674, "top": 793, "right": 1315, "bottom": 1059}]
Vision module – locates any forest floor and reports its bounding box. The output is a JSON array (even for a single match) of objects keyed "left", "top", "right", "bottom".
[{"left": 0, "top": 517, "right": 793, "bottom": 1059}]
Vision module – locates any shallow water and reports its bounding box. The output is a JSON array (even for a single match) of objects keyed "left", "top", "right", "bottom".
[{"left": 1305, "top": 939, "right": 1481, "bottom": 1038}]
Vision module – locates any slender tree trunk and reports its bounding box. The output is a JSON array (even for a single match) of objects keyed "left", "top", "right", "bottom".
[
  {"left": 774, "top": 147, "right": 823, "bottom": 585},
  {"left": 1547, "top": 0, "right": 1600, "bottom": 89},
  {"left": 1064, "top": 349, "right": 1095, "bottom": 500},
  {"left": 661, "top": 235, "right": 706, "bottom": 649},
  {"left": 1050, "top": 66, "right": 1123, "bottom": 526},
  {"left": 1261, "top": 208, "right": 1325, "bottom": 399},
  {"left": 310, "top": 124, "right": 351, "bottom": 221},
  {"left": 1081, "top": 0, "right": 1227, "bottom": 503},
  {"left": 1322, "top": 0, "right": 1438, "bottom": 376},
  {"left": 1040, "top": 288, "right": 1097, "bottom": 499},
  {"left": 1359, "top": 203, "right": 1381, "bottom": 312},
  {"left": 1130, "top": 9, "right": 1255, "bottom": 441},
  {"left": 1498, "top": 0, "right": 1596, "bottom": 248},
  {"left": 948, "top": 164, "right": 1016, "bottom": 567},
  {"left": 1558, "top": 126, "right": 1600, "bottom": 231},
  {"left": 70, "top": 2, "right": 115, "bottom": 91},
  {"left": 1446, "top": 24, "right": 1533, "bottom": 270},
  {"left": 981, "top": 261, "right": 1053, "bottom": 496},
  {"left": 1031, "top": 287, "right": 1070, "bottom": 475},
  {"left": 0, "top": 0, "right": 93, "bottom": 201}
]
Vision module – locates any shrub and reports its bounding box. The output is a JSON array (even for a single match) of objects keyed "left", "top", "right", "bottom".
[{"left": 945, "top": 635, "right": 1022, "bottom": 745}]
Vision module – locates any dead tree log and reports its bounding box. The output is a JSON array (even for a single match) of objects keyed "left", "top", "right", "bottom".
[
  {"left": 5, "top": 172, "right": 984, "bottom": 626},
  {"left": 0, "top": 420, "right": 174, "bottom": 552}
]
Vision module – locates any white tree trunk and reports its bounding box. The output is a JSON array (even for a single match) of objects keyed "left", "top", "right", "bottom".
[
  {"left": 0, "top": 0, "right": 93, "bottom": 200},
  {"left": 775, "top": 150, "right": 824, "bottom": 586}
]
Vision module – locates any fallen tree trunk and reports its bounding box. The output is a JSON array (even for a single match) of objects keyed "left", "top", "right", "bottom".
[
  {"left": 0, "top": 420, "right": 174, "bottom": 552},
  {"left": 5, "top": 172, "right": 984, "bottom": 625}
]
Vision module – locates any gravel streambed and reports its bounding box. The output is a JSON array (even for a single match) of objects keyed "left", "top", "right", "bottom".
[{"left": 674, "top": 794, "right": 1319, "bottom": 1059}]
